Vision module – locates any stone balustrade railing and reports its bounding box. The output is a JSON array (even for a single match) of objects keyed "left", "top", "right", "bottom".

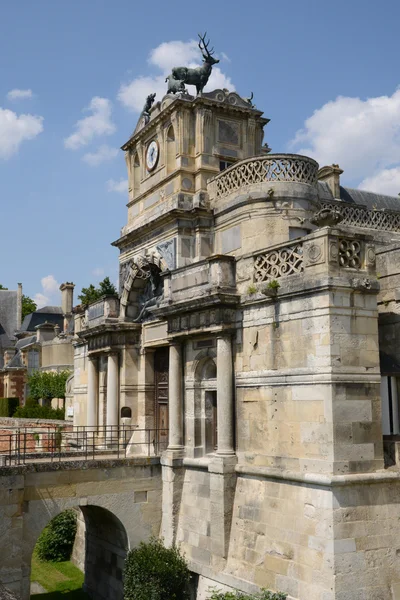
[
  {"left": 253, "top": 230, "right": 376, "bottom": 284},
  {"left": 208, "top": 154, "right": 319, "bottom": 200},
  {"left": 322, "top": 200, "right": 400, "bottom": 233}
]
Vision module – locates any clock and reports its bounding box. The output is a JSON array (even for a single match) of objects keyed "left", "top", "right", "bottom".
[{"left": 146, "top": 140, "right": 159, "bottom": 172}]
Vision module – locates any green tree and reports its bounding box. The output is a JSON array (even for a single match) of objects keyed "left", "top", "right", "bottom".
[
  {"left": 22, "top": 295, "right": 37, "bottom": 320},
  {"left": 0, "top": 284, "right": 8, "bottom": 290},
  {"left": 99, "top": 276, "right": 117, "bottom": 296},
  {"left": 78, "top": 276, "right": 117, "bottom": 306},
  {"left": 28, "top": 370, "right": 71, "bottom": 403},
  {"left": 36, "top": 510, "right": 77, "bottom": 562},
  {"left": 124, "top": 537, "right": 190, "bottom": 600}
]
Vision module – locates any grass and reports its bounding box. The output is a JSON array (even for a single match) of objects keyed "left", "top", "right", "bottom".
[{"left": 31, "top": 553, "right": 89, "bottom": 599}]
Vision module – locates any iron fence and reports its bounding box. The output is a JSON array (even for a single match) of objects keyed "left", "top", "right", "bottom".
[{"left": 0, "top": 425, "right": 169, "bottom": 466}]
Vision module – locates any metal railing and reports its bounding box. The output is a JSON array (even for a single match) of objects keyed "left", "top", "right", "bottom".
[{"left": 0, "top": 425, "right": 169, "bottom": 466}]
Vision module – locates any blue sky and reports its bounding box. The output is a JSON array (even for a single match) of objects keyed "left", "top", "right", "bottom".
[{"left": 1, "top": 0, "right": 400, "bottom": 307}]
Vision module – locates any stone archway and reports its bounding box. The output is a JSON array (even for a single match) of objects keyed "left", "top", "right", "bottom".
[
  {"left": 119, "top": 249, "right": 167, "bottom": 320},
  {"left": 29, "top": 505, "right": 129, "bottom": 600}
]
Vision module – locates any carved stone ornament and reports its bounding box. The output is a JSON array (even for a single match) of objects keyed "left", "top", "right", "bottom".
[
  {"left": 311, "top": 206, "right": 344, "bottom": 228},
  {"left": 328, "top": 240, "right": 339, "bottom": 263},
  {"left": 304, "top": 241, "right": 325, "bottom": 266},
  {"left": 156, "top": 239, "right": 176, "bottom": 270},
  {"left": 366, "top": 245, "right": 376, "bottom": 266}
]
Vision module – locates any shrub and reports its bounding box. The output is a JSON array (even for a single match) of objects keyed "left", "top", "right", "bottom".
[
  {"left": 124, "top": 537, "right": 191, "bottom": 600},
  {"left": 36, "top": 509, "right": 77, "bottom": 562},
  {"left": 207, "top": 590, "right": 287, "bottom": 600},
  {"left": 0, "top": 397, "right": 19, "bottom": 417},
  {"left": 14, "top": 401, "right": 65, "bottom": 420}
]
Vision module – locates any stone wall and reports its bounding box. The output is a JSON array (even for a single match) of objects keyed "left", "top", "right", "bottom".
[{"left": 0, "top": 457, "right": 162, "bottom": 599}]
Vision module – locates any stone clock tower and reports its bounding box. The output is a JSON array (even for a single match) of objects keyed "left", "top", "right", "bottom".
[{"left": 114, "top": 89, "right": 269, "bottom": 317}]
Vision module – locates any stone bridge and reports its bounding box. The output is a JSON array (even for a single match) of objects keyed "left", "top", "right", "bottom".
[{"left": 0, "top": 457, "right": 162, "bottom": 599}]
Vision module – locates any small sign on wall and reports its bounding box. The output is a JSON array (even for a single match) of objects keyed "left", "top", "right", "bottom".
[{"left": 67, "top": 406, "right": 74, "bottom": 417}]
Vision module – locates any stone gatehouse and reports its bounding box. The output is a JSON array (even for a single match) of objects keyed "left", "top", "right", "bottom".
[{"left": 64, "top": 85, "right": 400, "bottom": 599}]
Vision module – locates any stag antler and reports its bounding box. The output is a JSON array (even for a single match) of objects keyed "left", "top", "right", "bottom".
[{"left": 198, "top": 32, "right": 215, "bottom": 57}]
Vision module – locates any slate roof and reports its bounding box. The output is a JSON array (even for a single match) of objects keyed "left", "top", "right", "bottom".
[
  {"left": 0, "top": 290, "right": 18, "bottom": 338},
  {"left": 37, "top": 306, "right": 63, "bottom": 314},
  {"left": 15, "top": 335, "right": 37, "bottom": 350},
  {"left": 6, "top": 352, "right": 24, "bottom": 368},
  {"left": 340, "top": 187, "right": 400, "bottom": 212},
  {"left": 0, "top": 323, "right": 13, "bottom": 350},
  {"left": 318, "top": 181, "right": 400, "bottom": 213},
  {"left": 19, "top": 311, "right": 64, "bottom": 333}
]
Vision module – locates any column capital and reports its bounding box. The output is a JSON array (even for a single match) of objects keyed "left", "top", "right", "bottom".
[{"left": 106, "top": 350, "right": 119, "bottom": 358}]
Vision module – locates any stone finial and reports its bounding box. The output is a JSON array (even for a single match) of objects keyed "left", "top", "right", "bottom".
[
  {"left": 311, "top": 206, "right": 344, "bottom": 228},
  {"left": 317, "top": 164, "right": 344, "bottom": 199}
]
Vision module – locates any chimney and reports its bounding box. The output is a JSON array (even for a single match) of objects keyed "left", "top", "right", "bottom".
[
  {"left": 317, "top": 164, "right": 343, "bottom": 199},
  {"left": 17, "top": 283, "right": 22, "bottom": 329},
  {"left": 60, "top": 282, "right": 75, "bottom": 332}
]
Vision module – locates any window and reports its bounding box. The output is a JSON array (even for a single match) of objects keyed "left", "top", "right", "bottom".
[
  {"left": 205, "top": 390, "right": 217, "bottom": 452},
  {"left": 133, "top": 154, "right": 140, "bottom": 196},
  {"left": 381, "top": 376, "right": 400, "bottom": 435},
  {"left": 166, "top": 126, "right": 176, "bottom": 175},
  {"left": 219, "top": 160, "right": 234, "bottom": 172}
]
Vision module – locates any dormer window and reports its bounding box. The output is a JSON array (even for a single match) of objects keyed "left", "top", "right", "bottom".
[{"left": 219, "top": 159, "right": 234, "bottom": 172}]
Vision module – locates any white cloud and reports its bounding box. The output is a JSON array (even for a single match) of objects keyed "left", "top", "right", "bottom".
[
  {"left": 0, "top": 108, "right": 43, "bottom": 159},
  {"left": 107, "top": 178, "right": 128, "bottom": 193},
  {"left": 359, "top": 167, "right": 400, "bottom": 196},
  {"left": 7, "top": 89, "right": 33, "bottom": 101},
  {"left": 118, "top": 39, "right": 234, "bottom": 112},
  {"left": 64, "top": 97, "right": 115, "bottom": 150},
  {"left": 82, "top": 144, "right": 118, "bottom": 166},
  {"left": 221, "top": 52, "right": 231, "bottom": 63},
  {"left": 33, "top": 275, "right": 61, "bottom": 309},
  {"left": 290, "top": 88, "right": 400, "bottom": 184}
]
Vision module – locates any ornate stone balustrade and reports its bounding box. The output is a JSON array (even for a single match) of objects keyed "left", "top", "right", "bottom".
[
  {"left": 208, "top": 154, "right": 319, "bottom": 200},
  {"left": 322, "top": 200, "right": 400, "bottom": 233},
  {"left": 254, "top": 241, "right": 304, "bottom": 282},
  {"left": 253, "top": 229, "right": 376, "bottom": 284}
]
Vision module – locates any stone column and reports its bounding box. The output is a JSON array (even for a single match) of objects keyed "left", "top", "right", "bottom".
[
  {"left": 168, "top": 342, "right": 183, "bottom": 450},
  {"left": 87, "top": 356, "right": 98, "bottom": 428},
  {"left": 106, "top": 352, "right": 119, "bottom": 438},
  {"left": 217, "top": 334, "right": 235, "bottom": 455}
]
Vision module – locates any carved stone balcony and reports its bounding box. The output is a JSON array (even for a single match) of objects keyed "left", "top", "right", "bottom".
[
  {"left": 207, "top": 154, "right": 319, "bottom": 202},
  {"left": 82, "top": 295, "right": 120, "bottom": 330},
  {"left": 157, "top": 255, "right": 238, "bottom": 315}
]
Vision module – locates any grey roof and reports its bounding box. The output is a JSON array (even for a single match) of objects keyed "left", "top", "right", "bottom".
[
  {"left": 15, "top": 335, "right": 37, "bottom": 350},
  {"left": 19, "top": 311, "right": 64, "bottom": 332},
  {"left": 0, "top": 323, "right": 13, "bottom": 350},
  {"left": 37, "top": 306, "right": 63, "bottom": 314},
  {"left": 6, "top": 352, "right": 23, "bottom": 368},
  {"left": 340, "top": 187, "right": 400, "bottom": 212},
  {"left": 0, "top": 290, "right": 18, "bottom": 338},
  {"left": 317, "top": 182, "right": 400, "bottom": 213}
]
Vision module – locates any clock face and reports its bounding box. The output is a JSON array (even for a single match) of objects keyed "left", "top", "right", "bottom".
[{"left": 146, "top": 140, "right": 159, "bottom": 172}]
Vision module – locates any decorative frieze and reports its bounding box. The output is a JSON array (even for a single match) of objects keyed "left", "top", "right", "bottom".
[{"left": 168, "top": 307, "right": 236, "bottom": 334}]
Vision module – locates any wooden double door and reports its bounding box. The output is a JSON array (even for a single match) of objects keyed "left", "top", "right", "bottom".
[{"left": 154, "top": 347, "right": 169, "bottom": 451}]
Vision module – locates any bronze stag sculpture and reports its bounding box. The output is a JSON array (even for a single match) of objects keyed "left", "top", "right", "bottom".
[{"left": 170, "top": 32, "right": 219, "bottom": 96}]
